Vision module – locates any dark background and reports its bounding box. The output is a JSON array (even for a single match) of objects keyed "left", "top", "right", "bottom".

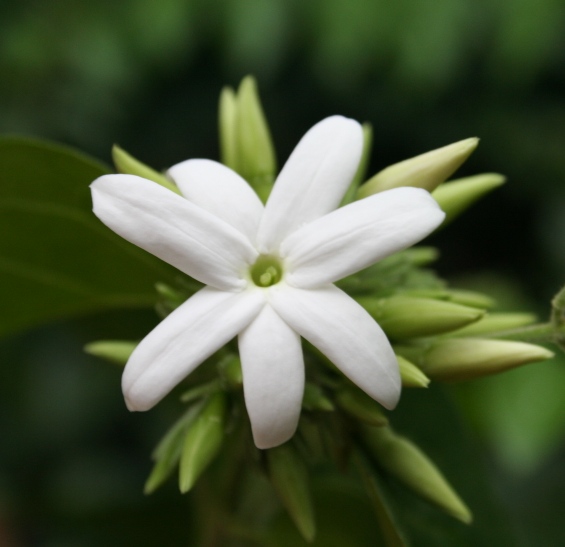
[{"left": 2, "top": 1, "right": 565, "bottom": 545}]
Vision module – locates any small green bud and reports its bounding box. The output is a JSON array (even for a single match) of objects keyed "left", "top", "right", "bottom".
[
  {"left": 84, "top": 340, "right": 137, "bottom": 365},
  {"left": 443, "top": 289, "right": 496, "bottom": 309},
  {"left": 444, "top": 312, "right": 537, "bottom": 337},
  {"left": 432, "top": 173, "right": 506, "bottom": 226},
  {"left": 302, "top": 383, "right": 335, "bottom": 412},
  {"left": 336, "top": 385, "right": 389, "bottom": 426},
  {"left": 397, "top": 355, "right": 430, "bottom": 388},
  {"left": 144, "top": 403, "right": 204, "bottom": 494},
  {"left": 267, "top": 443, "right": 316, "bottom": 542},
  {"left": 218, "top": 86, "right": 238, "bottom": 171},
  {"left": 217, "top": 354, "right": 243, "bottom": 388},
  {"left": 341, "top": 122, "right": 373, "bottom": 206},
  {"left": 360, "top": 425, "right": 472, "bottom": 523},
  {"left": 418, "top": 338, "right": 555, "bottom": 381},
  {"left": 235, "top": 76, "right": 277, "bottom": 202},
  {"left": 112, "top": 145, "right": 180, "bottom": 194},
  {"left": 179, "top": 392, "right": 226, "bottom": 493},
  {"left": 359, "top": 296, "right": 484, "bottom": 340},
  {"left": 357, "top": 137, "right": 478, "bottom": 198}
]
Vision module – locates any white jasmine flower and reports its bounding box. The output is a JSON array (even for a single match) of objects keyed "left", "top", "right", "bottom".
[{"left": 90, "top": 116, "right": 445, "bottom": 449}]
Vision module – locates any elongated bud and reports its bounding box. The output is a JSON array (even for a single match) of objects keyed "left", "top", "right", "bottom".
[
  {"left": 336, "top": 385, "right": 389, "bottom": 426},
  {"left": 267, "top": 443, "right": 316, "bottom": 542},
  {"left": 359, "top": 296, "right": 485, "bottom": 340},
  {"left": 397, "top": 355, "right": 430, "bottom": 388},
  {"left": 144, "top": 403, "right": 204, "bottom": 494},
  {"left": 179, "top": 392, "right": 226, "bottom": 493},
  {"left": 443, "top": 289, "right": 495, "bottom": 309},
  {"left": 112, "top": 145, "right": 180, "bottom": 194},
  {"left": 357, "top": 137, "right": 478, "bottom": 198},
  {"left": 432, "top": 173, "right": 506, "bottom": 226},
  {"left": 444, "top": 312, "right": 537, "bottom": 337},
  {"left": 341, "top": 122, "right": 373, "bottom": 205},
  {"left": 218, "top": 86, "right": 238, "bottom": 171},
  {"left": 302, "top": 383, "right": 334, "bottom": 411},
  {"left": 418, "top": 338, "right": 554, "bottom": 381},
  {"left": 236, "top": 76, "right": 277, "bottom": 203},
  {"left": 360, "top": 425, "right": 472, "bottom": 523},
  {"left": 84, "top": 340, "right": 137, "bottom": 365}
]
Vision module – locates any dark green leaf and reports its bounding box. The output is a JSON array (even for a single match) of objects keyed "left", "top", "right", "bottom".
[{"left": 0, "top": 137, "right": 176, "bottom": 336}]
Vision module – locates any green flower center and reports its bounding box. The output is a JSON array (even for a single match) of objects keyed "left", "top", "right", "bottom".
[{"left": 250, "top": 255, "right": 284, "bottom": 287}]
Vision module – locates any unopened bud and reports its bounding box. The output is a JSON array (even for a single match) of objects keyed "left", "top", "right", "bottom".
[
  {"left": 419, "top": 338, "right": 554, "bottom": 381},
  {"left": 267, "top": 443, "right": 316, "bottom": 542},
  {"left": 112, "top": 145, "right": 180, "bottom": 194},
  {"left": 359, "top": 296, "right": 484, "bottom": 340},
  {"left": 360, "top": 425, "right": 472, "bottom": 523},
  {"left": 445, "top": 312, "right": 537, "bottom": 337},
  {"left": 336, "top": 385, "right": 389, "bottom": 426},
  {"left": 432, "top": 173, "right": 506, "bottom": 226},
  {"left": 357, "top": 137, "right": 478, "bottom": 198},
  {"left": 179, "top": 392, "right": 226, "bottom": 493},
  {"left": 397, "top": 355, "right": 430, "bottom": 388},
  {"left": 84, "top": 340, "right": 137, "bottom": 365}
]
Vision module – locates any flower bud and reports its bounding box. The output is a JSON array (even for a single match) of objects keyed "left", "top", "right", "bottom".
[
  {"left": 336, "top": 385, "right": 389, "bottom": 426},
  {"left": 397, "top": 355, "right": 430, "bottom": 388},
  {"left": 112, "top": 145, "right": 180, "bottom": 194},
  {"left": 267, "top": 443, "right": 316, "bottom": 542},
  {"left": 357, "top": 137, "right": 478, "bottom": 198},
  {"left": 360, "top": 425, "right": 472, "bottom": 523},
  {"left": 432, "top": 173, "right": 506, "bottom": 226},
  {"left": 179, "top": 392, "right": 226, "bottom": 493},
  {"left": 443, "top": 289, "right": 495, "bottom": 309},
  {"left": 359, "top": 296, "right": 484, "bottom": 340},
  {"left": 84, "top": 340, "right": 137, "bottom": 365},
  {"left": 235, "top": 76, "right": 277, "bottom": 202},
  {"left": 417, "top": 338, "right": 554, "bottom": 381},
  {"left": 302, "top": 383, "right": 334, "bottom": 411},
  {"left": 445, "top": 312, "right": 537, "bottom": 337}
]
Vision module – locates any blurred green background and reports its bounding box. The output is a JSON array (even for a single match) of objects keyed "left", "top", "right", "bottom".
[{"left": 2, "top": 0, "right": 565, "bottom": 545}]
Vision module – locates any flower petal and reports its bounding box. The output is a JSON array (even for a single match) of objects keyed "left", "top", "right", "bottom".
[
  {"left": 238, "top": 305, "right": 304, "bottom": 449},
  {"left": 122, "top": 286, "right": 265, "bottom": 411},
  {"left": 256, "top": 116, "right": 363, "bottom": 252},
  {"left": 91, "top": 174, "right": 258, "bottom": 290},
  {"left": 270, "top": 284, "right": 400, "bottom": 409},
  {"left": 168, "top": 159, "right": 264, "bottom": 242},
  {"left": 281, "top": 187, "right": 445, "bottom": 288}
]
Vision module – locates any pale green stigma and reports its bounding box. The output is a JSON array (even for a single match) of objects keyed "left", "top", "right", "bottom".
[{"left": 250, "top": 255, "right": 283, "bottom": 287}]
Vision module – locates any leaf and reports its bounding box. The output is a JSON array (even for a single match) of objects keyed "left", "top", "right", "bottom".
[{"left": 0, "top": 137, "right": 176, "bottom": 336}]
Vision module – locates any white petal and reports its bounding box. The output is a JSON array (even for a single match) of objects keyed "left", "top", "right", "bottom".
[
  {"left": 168, "top": 159, "right": 264, "bottom": 242},
  {"left": 238, "top": 305, "right": 304, "bottom": 449},
  {"left": 91, "top": 174, "right": 258, "bottom": 290},
  {"left": 256, "top": 116, "right": 363, "bottom": 252},
  {"left": 270, "top": 284, "right": 400, "bottom": 409},
  {"left": 281, "top": 187, "right": 445, "bottom": 288},
  {"left": 122, "top": 286, "right": 265, "bottom": 411}
]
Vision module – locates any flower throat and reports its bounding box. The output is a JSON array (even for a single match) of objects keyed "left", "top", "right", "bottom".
[{"left": 250, "top": 255, "right": 283, "bottom": 287}]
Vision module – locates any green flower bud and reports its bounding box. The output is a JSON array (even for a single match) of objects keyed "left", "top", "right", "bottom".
[
  {"left": 336, "top": 385, "right": 389, "bottom": 426},
  {"left": 432, "top": 173, "right": 506, "bottom": 226},
  {"left": 397, "top": 355, "right": 430, "bottom": 388},
  {"left": 235, "top": 76, "right": 277, "bottom": 203},
  {"left": 179, "top": 392, "right": 226, "bottom": 493},
  {"left": 360, "top": 425, "right": 472, "bottom": 523},
  {"left": 444, "top": 312, "right": 537, "bottom": 337},
  {"left": 302, "top": 383, "right": 335, "bottom": 412},
  {"left": 144, "top": 403, "right": 204, "bottom": 494},
  {"left": 443, "top": 289, "right": 496, "bottom": 309},
  {"left": 357, "top": 137, "right": 478, "bottom": 198},
  {"left": 417, "top": 338, "right": 555, "bottom": 381},
  {"left": 218, "top": 86, "right": 238, "bottom": 171},
  {"left": 267, "top": 443, "right": 316, "bottom": 542},
  {"left": 341, "top": 122, "right": 373, "bottom": 206},
  {"left": 359, "top": 296, "right": 484, "bottom": 340},
  {"left": 112, "top": 145, "right": 180, "bottom": 194},
  {"left": 84, "top": 340, "right": 137, "bottom": 365}
]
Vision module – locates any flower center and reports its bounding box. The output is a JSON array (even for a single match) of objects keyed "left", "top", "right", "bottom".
[{"left": 250, "top": 255, "right": 284, "bottom": 287}]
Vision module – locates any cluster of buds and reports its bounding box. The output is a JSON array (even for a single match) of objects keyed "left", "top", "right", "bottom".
[{"left": 86, "top": 77, "right": 561, "bottom": 544}]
